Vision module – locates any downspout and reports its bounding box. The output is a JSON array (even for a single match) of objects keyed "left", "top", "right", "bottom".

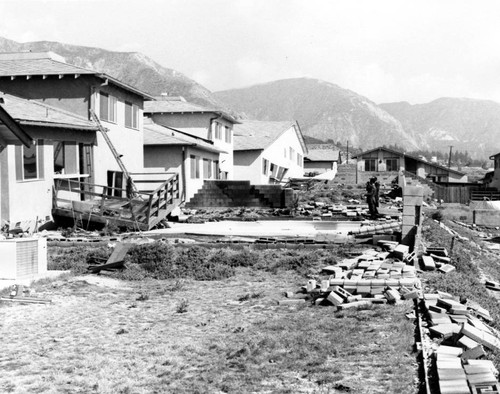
[{"left": 181, "top": 146, "right": 186, "bottom": 202}]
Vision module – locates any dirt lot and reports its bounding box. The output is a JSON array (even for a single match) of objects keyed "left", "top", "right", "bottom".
[{"left": 0, "top": 261, "right": 417, "bottom": 394}]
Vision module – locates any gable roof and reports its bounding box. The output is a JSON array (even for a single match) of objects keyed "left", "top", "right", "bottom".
[
  {"left": 0, "top": 52, "right": 154, "bottom": 100},
  {"left": 0, "top": 92, "right": 98, "bottom": 131},
  {"left": 144, "top": 99, "right": 239, "bottom": 124},
  {"left": 233, "top": 120, "right": 307, "bottom": 153},
  {"left": 144, "top": 121, "right": 225, "bottom": 154},
  {"left": 305, "top": 149, "right": 341, "bottom": 162},
  {"left": 352, "top": 146, "right": 466, "bottom": 176}
]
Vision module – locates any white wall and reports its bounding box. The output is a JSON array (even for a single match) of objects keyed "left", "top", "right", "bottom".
[
  {"left": 234, "top": 125, "right": 305, "bottom": 184},
  {"left": 94, "top": 90, "right": 144, "bottom": 187},
  {"left": 4, "top": 143, "right": 53, "bottom": 224}
]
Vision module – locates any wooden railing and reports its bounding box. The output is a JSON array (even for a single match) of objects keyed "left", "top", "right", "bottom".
[{"left": 53, "top": 173, "right": 180, "bottom": 229}]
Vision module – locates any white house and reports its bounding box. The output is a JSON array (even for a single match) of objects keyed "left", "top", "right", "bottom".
[{"left": 233, "top": 120, "right": 308, "bottom": 184}]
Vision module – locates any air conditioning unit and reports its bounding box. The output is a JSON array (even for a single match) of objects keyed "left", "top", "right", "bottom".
[{"left": 0, "top": 238, "right": 47, "bottom": 280}]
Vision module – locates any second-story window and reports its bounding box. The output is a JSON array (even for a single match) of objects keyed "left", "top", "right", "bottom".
[
  {"left": 224, "top": 126, "right": 231, "bottom": 143},
  {"left": 125, "top": 102, "right": 139, "bottom": 129},
  {"left": 215, "top": 122, "right": 222, "bottom": 140},
  {"left": 99, "top": 92, "right": 117, "bottom": 123}
]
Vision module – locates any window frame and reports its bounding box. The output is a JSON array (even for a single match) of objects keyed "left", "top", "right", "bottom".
[
  {"left": 364, "top": 159, "right": 377, "bottom": 171},
  {"left": 190, "top": 155, "right": 200, "bottom": 179},
  {"left": 16, "top": 139, "right": 44, "bottom": 182},
  {"left": 125, "top": 101, "right": 139, "bottom": 130},
  {"left": 224, "top": 126, "right": 231, "bottom": 143},
  {"left": 386, "top": 158, "right": 399, "bottom": 172},
  {"left": 262, "top": 158, "right": 269, "bottom": 175},
  {"left": 99, "top": 92, "right": 117, "bottom": 123}
]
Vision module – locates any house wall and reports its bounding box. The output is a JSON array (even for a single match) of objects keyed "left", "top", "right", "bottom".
[
  {"left": 0, "top": 75, "right": 95, "bottom": 118},
  {"left": 233, "top": 125, "right": 305, "bottom": 184},
  {"left": 304, "top": 161, "right": 337, "bottom": 175},
  {"left": 94, "top": 86, "right": 144, "bottom": 186},
  {"left": 356, "top": 151, "right": 404, "bottom": 173},
  {"left": 144, "top": 145, "right": 219, "bottom": 201},
  {"left": 2, "top": 143, "right": 53, "bottom": 225},
  {"left": 148, "top": 112, "right": 234, "bottom": 179},
  {"left": 233, "top": 150, "right": 262, "bottom": 184}
]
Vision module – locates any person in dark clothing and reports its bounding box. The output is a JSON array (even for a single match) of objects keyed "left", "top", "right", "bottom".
[
  {"left": 365, "top": 178, "right": 377, "bottom": 219},
  {"left": 372, "top": 176, "right": 380, "bottom": 211}
]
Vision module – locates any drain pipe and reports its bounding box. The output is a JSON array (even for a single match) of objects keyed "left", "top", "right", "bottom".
[{"left": 181, "top": 147, "right": 187, "bottom": 202}]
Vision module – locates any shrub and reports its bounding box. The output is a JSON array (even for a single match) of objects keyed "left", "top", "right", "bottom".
[{"left": 229, "top": 248, "right": 260, "bottom": 268}]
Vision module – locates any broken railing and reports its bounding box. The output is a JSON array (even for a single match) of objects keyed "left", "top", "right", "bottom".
[{"left": 52, "top": 173, "right": 180, "bottom": 230}]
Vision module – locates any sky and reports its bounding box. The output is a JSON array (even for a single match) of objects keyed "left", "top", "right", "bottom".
[{"left": 1, "top": 0, "right": 500, "bottom": 104}]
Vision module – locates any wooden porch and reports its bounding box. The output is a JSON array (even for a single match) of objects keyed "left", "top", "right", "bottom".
[{"left": 52, "top": 172, "right": 180, "bottom": 231}]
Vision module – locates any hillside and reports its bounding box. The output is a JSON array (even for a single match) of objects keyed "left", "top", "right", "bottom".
[
  {"left": 214, "top": 78, "right": 420, "bottom": 150},
  {"left": 380, "top": 98, "right": 500, "bottom": 158},
  {"left": 0, "top": 37, "right": 223, "bottom": 109}
]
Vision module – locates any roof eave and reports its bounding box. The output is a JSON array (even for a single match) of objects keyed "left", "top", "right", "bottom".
[{"left": 18, "top": 120, "right": 98, "bottom": 131}]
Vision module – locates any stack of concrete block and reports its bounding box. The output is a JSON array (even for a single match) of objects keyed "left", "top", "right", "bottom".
[
  {"left": 422, "top": 291, "right": 500, "bottom": 393},
  {"left": 186, "top": 180, "right": 291, "bottom": 208},
  {"left": 401, "top": 185, "right": 423, "bottom": 249}
]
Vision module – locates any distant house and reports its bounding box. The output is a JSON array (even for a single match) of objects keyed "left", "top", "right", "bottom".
[
  {"left": 304, "top": 149, "right": 342, "bottom": 175},
  {"left": 485, "top": 152, "right": 500, "bottom": 190},
  {"left": 143, "top": 119, "right": 226, "bottom": 201},
  {"left": 144, "top": 96, "right": 239, "bottom": 180},
  {"left": 352, "top": 146, "right": 468, "bottom": 184},
  {"left": 0, "top": 52, "right": 156, "bottom": 227},
  {"left": 232, "top": 120, "right": 307, "bottom": 184}
]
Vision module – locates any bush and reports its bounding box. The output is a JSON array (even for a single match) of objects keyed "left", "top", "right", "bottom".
[{"left": 49, "top": 246, "right": 109, "bottom": 274}]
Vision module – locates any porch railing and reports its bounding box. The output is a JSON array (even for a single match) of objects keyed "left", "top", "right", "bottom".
[{"left": 53, "top": 172, "right": 180, "bottom": 229}]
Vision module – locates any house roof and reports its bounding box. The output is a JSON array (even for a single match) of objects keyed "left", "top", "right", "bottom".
[
  {"left": 144, "top": 99, "right": 239, "bottom": 124},
  {"left": 233, "top": 120, "right": 307, "bottom": 153},
  {"left": 0, "top": 92, "right": 98, "bottom": 131},
  {"left": 489, "top": 152, "right": 500, "bottom": 160},
  {"left": 143, "top": 121, "right": 226, "bottom": 154},
  {"left": 352, "top": 146, "right": 466, "bottom": 176},
  {"left": 0, "top": 99, "right": 32, "bottom": 147},
  {"left": 305, "top": 149, "right": 341, "bottom": 162},
  {"left": 0, "top": 52, "right": 154, "bottom": 100}
]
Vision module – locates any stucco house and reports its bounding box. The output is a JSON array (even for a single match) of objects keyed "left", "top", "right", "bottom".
[
  {"left": 352, "top": 146, "right": 467, "bottom": 184},
  {"left": 143, "top": 119, "right": 226, "bottom": 201},
  {"left": 0, "top": 51, "right": 157, "bottom": 227},
  {"left": 144, "top": 96, "right": 239, "bottom": 180},
  {"left": 303, "top": 148, "right": 342, "bottom": 176},
  {"left": 233, "top": 120, "right": 307, "bottom": 184}
]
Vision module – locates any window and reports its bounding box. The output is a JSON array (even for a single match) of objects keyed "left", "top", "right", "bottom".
[
  {"left": 214, "top": 160, "right": 219, "bottom": 179},
  {"left": 190, "top": 155, "right": 200, "bottom": 179},
  {"left": 284, "top": 148, "right": 287, "bottom": 158},
  {"left": 270, "top": 163, "right": 278, "bottom": 178},
  {"left": 214, "top": 122, "right": 222, "bottom": 140},
  {"left": 99, "top": 92, "right": 116, "bottom": 123},
  {"left": 224, "top": 126, "right": 231, "bottom": 143},
  {"left": 289, "top": 147, "right": 295, "bottom": 162},
  {"left": 297, "top": 153, "right": 303, "bottom": 166},
  {"left": 386, "top": 158, "right": 399, "bottom": 172},
  {"left": 16, "top": 140, "right": 44, "bottom": 181},
  {"left": 203, "top": 158, "right": 212, "bottom": 179},
  {"left": 53, "top": 141, "right": 78, "bottom": 174},
  {"left": 365, "top": 159, "right": 376, "bottom": 171},
  {"left": 125, "top": 101, "right": 139, "bottom": 129},
  {"left": 262, "top": 158, "right": 269, "bottom": 175}
]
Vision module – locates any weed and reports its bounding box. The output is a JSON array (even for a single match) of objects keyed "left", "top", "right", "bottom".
[
  {"left": 176, "top": 299, "right": 189, "bottom": 313},
  {"left": 237, "top": 292, "right": 263, "bottom": 302}
]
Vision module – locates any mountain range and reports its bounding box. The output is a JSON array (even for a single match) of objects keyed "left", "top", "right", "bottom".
[{"left": 0, "top": 36, "right": 498, "bottom": 159}]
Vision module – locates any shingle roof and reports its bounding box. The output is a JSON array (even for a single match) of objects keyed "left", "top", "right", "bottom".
[
  {"left": 233, "top": 120, "right": 306, "bottom": 152},
  {"left": 0, "top": 52, "right": 154, "bottom": 100},
  {"left": 144, "top": 100, "right": 238, "bottom": 123},
  {"left": 144, "top": 121, "right": 225, "bottom": 153},
  {"left": 0, "top": 93, "right": 98, "bottom": 130},
  {"left": 305, "top": 149, "right": 341, "bottom": 162}
]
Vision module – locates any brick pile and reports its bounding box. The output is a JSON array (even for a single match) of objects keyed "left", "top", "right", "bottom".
[
  {"left": 421, "top": 291, "right": 500, "bottom": 393},
  {"left": 420, "top": 246, "right": 456, "bottom": 274},
  {"left": 280, "top": 243, "right": 421, "bottom": 308}
]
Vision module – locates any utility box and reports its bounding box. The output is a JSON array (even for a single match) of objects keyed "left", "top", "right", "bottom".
[{"left": 0, "top": 238, "right": 47, "bottom": 280}]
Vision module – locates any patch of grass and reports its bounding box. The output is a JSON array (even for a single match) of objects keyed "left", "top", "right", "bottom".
[{"left": 176, "top": 299, "right": 189, "bottom": 313}]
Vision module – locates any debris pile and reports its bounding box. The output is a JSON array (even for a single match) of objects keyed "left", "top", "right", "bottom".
[
  {"left": 281, "top": 243, "right": 421, "bottom": 308},
  {"left": 421, "top": 246, "right": 456, "bottom": 274},
  {"left": 420, "top": 291, "right": 500, "bottom": 393}
]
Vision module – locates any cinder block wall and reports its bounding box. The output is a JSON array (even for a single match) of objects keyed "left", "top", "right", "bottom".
[
  {"left": 401, "top": 185, "right": 424, "bottom": 252},
  {"left": 186, "top": 180, "right": 293, "bottom": 208}
]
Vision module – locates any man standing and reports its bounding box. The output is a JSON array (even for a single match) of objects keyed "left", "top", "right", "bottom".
[{"left": 365, "top": 176, "right": 379, "bottom": 219}]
